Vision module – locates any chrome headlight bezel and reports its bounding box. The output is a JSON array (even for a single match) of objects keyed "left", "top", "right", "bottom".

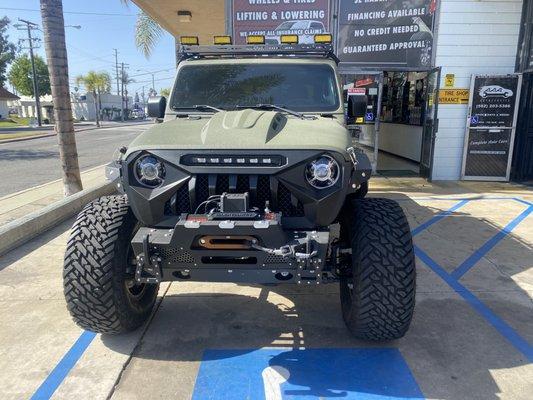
[
  {"left": 133, "top": 154, "right": 165, "bottom": 188},
  {"left": 304, "top": 154, "right": 340, "bottom": 189}
]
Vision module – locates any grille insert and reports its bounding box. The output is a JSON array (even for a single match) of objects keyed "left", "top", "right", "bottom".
[
  {"left": 156, "top": 247, "right": 195, "bottom": 264},
  {"left": 166, "top": 174, "right": 304, "bottom": 217}
]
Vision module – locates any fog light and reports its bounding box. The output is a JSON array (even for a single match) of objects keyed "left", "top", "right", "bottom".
[{"left": 305, "top": 155, "right": 340, "bottom": 189}]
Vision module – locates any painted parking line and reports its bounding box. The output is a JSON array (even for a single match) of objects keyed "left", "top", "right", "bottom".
[
  {"left": 411, "top": 199, "right": 469, "bottom": 236},
  {"left": 512, "top": 197, "right": 533, "bottom": 207},
  {"left": 30, "top": 331, "right": 97, "bottom": 400},
  {"left": 451, "top": 204, "right": 533, "bottom": 279},
  {"left": 415, "top": 246, "right": 533, "bottom": 362},
  {"left": 192, "top": 348, "right": 424, "bottom": 400}
]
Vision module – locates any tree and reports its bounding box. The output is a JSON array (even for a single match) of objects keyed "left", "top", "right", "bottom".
[
  {"left": 0, "top": 17, "right": 17, "bottom": 88},
  {"left": 7, "top": 54, "right": 51, "bottom": 97},
  {"left": 76, "top": 71, "right": 111, "bottom": 128},
  {"left": 134, "top": 11, "right": 163, "bottom": 58},
  {"left": 40, "top": 0, "right": 82, "bottom": 196},
  {"left": 160, "top": 88, "right": 170, "bottom": 97},
  {"left": 120, "top": 1, "right": 163, "bottom": 58}
]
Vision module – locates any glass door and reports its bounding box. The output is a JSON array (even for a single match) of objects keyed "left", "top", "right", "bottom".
[{"left": 420, "top": 67, "right": 441, "bottom": 179}]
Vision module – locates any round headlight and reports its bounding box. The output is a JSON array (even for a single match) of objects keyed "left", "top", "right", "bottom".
[
  {"left": 305, "top": 155, "right": 340, "bottom": 189},
  {"left": 134, "top": 155, "right": 165, "bottom": 187}
]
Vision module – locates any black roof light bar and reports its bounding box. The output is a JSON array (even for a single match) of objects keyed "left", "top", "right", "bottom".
[{"left": 177, "top": 43, "right": 339, "bottom": 64}]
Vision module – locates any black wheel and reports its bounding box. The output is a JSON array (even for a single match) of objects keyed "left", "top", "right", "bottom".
[
  {"left": 340, "top": 198, "right": 416, "bottom": 341},
  {"left": 63, "top": 196, "right": 159, "bottom": 334}
]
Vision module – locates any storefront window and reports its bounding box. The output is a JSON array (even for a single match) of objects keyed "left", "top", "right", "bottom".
[{"left": 381, "top": 72, "right": 427, "bottom": 126}]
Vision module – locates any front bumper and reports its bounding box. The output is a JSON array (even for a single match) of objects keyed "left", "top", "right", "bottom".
[{"left": 131, "top": 215, "right": 331, "bottom": 285}]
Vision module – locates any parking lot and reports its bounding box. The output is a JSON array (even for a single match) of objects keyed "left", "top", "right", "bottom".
[{"left": 0, "top": 177, "right": 531, "bottom": 400}]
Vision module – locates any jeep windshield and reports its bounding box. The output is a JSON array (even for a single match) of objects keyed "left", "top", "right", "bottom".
[{"left": 170, "top": 63, "right": 340, "bottom": 113}]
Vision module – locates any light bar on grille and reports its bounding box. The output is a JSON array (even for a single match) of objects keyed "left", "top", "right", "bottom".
[{"left": 181, "top": 155, "right": 284, "bottom": 167}]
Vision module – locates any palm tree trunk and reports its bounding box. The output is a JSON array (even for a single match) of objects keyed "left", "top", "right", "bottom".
[
  {"left": 40, "top": 0, "right": 82, "bottom": 195},
  {"left": 93, "top": 91, "right": 100, "bottom": 127}
]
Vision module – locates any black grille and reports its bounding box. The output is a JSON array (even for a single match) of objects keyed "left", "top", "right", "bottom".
[{"left": 165, "top": 174, "right": 304, "bottom": 217}]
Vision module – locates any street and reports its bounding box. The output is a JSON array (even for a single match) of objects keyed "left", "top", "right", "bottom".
[{"left": 0, "top": 123, "right": 150, "bottom": 197}]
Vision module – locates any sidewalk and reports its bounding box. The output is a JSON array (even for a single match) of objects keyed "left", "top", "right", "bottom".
[
  {"left": 0, "top": 165, "right": 108, "bottom": 226},
  {"left": 0, "top": 120, "right": 150, "bottom": 143}
]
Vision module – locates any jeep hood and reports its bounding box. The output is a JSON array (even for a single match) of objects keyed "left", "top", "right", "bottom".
[{"left": 125, "top": 110, "right": 350, "bottom": 157}]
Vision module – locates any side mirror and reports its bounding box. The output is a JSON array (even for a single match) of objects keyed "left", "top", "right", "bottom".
[{"left": 147, "top": 96, "right": 167, "bottom": 119}]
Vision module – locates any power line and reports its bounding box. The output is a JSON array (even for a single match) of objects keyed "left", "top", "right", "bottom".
[
  {"left": 0, "top": 7, "right": 136, "bottom": 17},
  {"left": 129, "top": 68, "right": 175, "bottom": 78}
]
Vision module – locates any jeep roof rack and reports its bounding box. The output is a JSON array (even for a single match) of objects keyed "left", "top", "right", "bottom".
[{"left": 177, "top": 43, "right": 339, "bottom": 64}]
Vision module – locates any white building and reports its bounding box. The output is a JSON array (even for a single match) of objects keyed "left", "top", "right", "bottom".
[
  {"left": 7, "top": 92, "right": 133, "bottom": 123},
  {"left": 7, "top": 94, "right": 54, "bottom": 123},
  {"left": 71, "top": 92, "right": 132, "bottom": 122},
  {"left": 430, "top": 0, "right": 523, "bottom": 180},
  {"left": 0, "top": 87, "right": 19, "bottom": 119}
]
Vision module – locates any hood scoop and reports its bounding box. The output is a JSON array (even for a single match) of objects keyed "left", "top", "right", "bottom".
[
  {"left": 200, "top": 109, "right": 286, "bottom": 144},
  {"left": 222, "top": 109, "right": 266, "bottom": 129}
]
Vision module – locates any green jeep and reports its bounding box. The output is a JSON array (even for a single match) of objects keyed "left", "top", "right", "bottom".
[{"left": 63, "top": 43, "right": 416, "bottom": 341}]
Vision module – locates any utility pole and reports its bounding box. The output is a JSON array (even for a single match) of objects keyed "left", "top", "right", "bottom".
[
  {"left": 15, "top": 19, "right": 42, "bottom": 126},
  {"left": 114, "top": 49, "right": 125, "bottom": 122},
  {"left": 120, "top": 62, "right": 125, "bottom": 121}
]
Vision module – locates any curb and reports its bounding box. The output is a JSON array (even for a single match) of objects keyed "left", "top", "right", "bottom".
[
  {"left": 0, "top": 121, "right": 151, "bottom": 144},
  {"left": 0, "top": 181, "right": 116, "bottom": 257}
]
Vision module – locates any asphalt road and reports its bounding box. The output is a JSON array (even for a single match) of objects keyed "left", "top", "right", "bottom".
[{"left": 0, "top": 123, "right": 151, "bottom": 197}]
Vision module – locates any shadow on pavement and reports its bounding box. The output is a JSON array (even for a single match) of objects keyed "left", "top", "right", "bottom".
[{"left": 0, "top": 149, "right": 58, "bottom": 161}]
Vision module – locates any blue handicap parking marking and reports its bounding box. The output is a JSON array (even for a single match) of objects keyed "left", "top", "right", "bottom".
[
  {"left": 192, "top": 348, "right": 424, "bottom": 400},
  {"left": 365, "top": 112, "right": 374, "bottom": 121}
]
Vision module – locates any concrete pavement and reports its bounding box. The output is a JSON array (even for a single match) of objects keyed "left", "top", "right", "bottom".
[
  {"left": 0, "top": 178, "right": 531, "bottom": 399},
  {"left": 0, "top": 122, "right": 150, "bottom": 196}
]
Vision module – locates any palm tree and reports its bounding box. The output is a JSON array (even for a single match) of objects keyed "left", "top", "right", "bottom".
[
  {"left": 120, "top": 0, "right": 163, "bottom": 58},
  {"left": 40, "top": 0, "right": 82, "bottom": 195},
  {"left": 76, "top": 71, "right": 111, "bottom": 128}
]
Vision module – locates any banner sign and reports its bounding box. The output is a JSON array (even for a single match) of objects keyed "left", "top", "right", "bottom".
[
  {"left": 438, "top": 89, "right": 469, "bottom": 105},
  {"left": 348, "top": 88, "right": 366, "bottom": 96},
  {"left": 337, "top": 0, "right": 438, "bottom": 68},
  {"left": 232, "top": 0, "right": 330, "bottom": 45},
  {"left": 462, "top": 74, "right": 522, "bottom": 181},
  {"left": 469, "top": 75, "right": 520, "bottom": 128}
]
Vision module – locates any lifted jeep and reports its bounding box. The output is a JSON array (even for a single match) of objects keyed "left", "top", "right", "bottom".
[{"left": 63, "top": 43, "right": 416, "bottom": 340}]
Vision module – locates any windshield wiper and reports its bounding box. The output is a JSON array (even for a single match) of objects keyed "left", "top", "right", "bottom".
[
  {"left": 235, "top": 104, "right": 311, "bottom": 119},
  {"left": 174, "top": 105, "right": 224, "bottom": 113}
]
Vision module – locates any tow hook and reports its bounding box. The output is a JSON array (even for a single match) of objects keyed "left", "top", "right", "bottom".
[
  {"left": 249, "top": 242, "right": 318, "bottom": 260},
  {"left": 135, "top": 234, "right": 162, "bottom": 284},
  {"left": 346, "top": 146, "right": 359, "bottom": 168}
]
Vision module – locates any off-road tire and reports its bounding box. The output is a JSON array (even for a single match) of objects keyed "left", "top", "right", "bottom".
[
  {"left": 63, "top": 196, "right": 159, "bottom": 334},
  {"left": 340, "top": 198, "right": 416, "bottom": 341}
]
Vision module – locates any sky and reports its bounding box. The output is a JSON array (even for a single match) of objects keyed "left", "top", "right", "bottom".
[{"left": 1, "top": 0, "right": 177, "bottom": 97}]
